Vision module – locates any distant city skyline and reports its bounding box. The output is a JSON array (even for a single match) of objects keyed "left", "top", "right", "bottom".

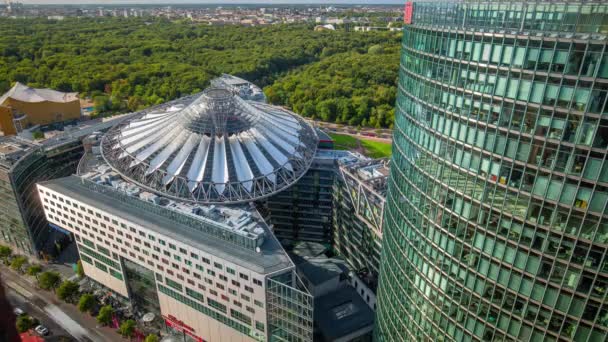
[{"left": 17, "top": 0, "right": 404, "bottom": 5}]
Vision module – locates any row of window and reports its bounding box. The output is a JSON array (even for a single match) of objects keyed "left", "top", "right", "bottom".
[{"left": 157, "top": 284, "right": 265, "bottom": 340}]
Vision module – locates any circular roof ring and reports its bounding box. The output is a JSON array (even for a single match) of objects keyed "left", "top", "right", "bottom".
[{"left": 101, "top": 85, "right": 318, "bottom": 204}]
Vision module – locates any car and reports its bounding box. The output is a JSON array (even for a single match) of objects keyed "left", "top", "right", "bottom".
[
  {"left": 12, "top": 308, "right": 25, "bottom": 316},
  {"left": 34, "top": 325, "right": 49, "bottom": 336}
]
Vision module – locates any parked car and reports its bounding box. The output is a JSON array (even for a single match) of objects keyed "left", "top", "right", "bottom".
[
  {"left": 13, "top": 308, "right": 25, "bottom": 316},
  {"left": 34, "top": 325, "right": 49, "bottom": 336}
]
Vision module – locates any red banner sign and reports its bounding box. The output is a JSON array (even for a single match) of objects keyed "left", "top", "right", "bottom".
[{"left": 404, "top": 1, "right": 413, "bottom": 25}]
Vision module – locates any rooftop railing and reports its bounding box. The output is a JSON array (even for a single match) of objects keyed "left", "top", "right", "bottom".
[{"left": 76, "top": 177, "right": 265, "bottom": 251}]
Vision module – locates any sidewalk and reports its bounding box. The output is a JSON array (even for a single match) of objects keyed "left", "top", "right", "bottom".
[{"left": 1, "top": 266, "right": 122, "bottom": 342}]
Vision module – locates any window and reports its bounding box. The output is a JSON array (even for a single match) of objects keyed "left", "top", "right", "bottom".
[
  {"left": 229, "top": 289, "right": 237, "bottom": 296},
  {"left": 230, "top": 309, "right": 252, "bottom": 325},
  {"left": 214, "top": 262, "right": 223, "bottom": 270},
  {"left": 233, "top": 300, "right": 242, "bottom": 307},
  {"left": 208, "top": 298, "right": 226, "bottom": 313},
  {"left": 241, "top": 294, "right": 250, "bottom": 302},
  {"left": 254, "top": 300, "right": 264, "bottom": 308},
  {"left": 174, "top": 255, "right": 181, "bottom": 262},
  {"left": 239, "top": 273, "right": 249, "bottom": 281},
  {"left": 253, "top": 279, "right": 263, "bottom": 287},
  {"left": 219, "top": 275, "right": 227, "bottom": 282},
  {"left": 207, "top": 270, "right": 215, "bottom": 277},
  {"left": 256, "top": 321, "right": 265, "bottom": 332},
  {"left": 232, "top": 280, "right": 240, "bottom": 287},
  {"left": 202, "top": 257, "right": 210, "bottom": 264},
  {"left": 179, "top": 248, "right": 187, "bottom": 254},
  {"left": 244, "top": 286, "right": 254, "bottom": 293},
  {"left": 186, "top": 287, "right": 204, "bottom": 302},
  {"left": 169, "top": 243, "right": 176, "bottom": 250},
  {"left": 216, "top": 283, "right": 225, "bottom": 290},
  {"left": 166, "top": 278, "right": 183, "bottom": 292},
  {"left": 246, "top": 306, "right": 255, "bottom": 314},
  {"left": 159, "top": 239, "right": 166, "bottom": 246},
  {"left": 190, "top": 252, "right": 198, "bottom": 259}
]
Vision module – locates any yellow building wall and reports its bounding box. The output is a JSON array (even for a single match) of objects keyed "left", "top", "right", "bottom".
[
  {"left": 1, "top": 98, "right": 81, "bottom": 134},
  {"left": 0, "top": 106, "right": 16, "bottom": 135}
]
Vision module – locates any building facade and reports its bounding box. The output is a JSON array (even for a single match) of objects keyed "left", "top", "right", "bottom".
[
  {"left": 0, "top": 138, "right": 83, "bottom": 256},
  {"left": 265, "top": 151, "right": 335, "bottom": 244},
  {"left": 376, "top": 2, "right": 608, "bottom": 342},
  {"left": 0, "top": 113, "right": 136, "bottom": 257},
  {"left": 333, "top": 158, "right": 387, "bottom": 281},
  {"left": 38, "top": 77, "right": 316, "bottom": 342},
  {"left": 39, "top": 177, "right": 312, "bottom": 342}
]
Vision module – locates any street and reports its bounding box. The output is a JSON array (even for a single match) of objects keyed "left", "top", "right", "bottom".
[
  {"left": 6, "top": 285, "right": 75, "bottom": 341},
  {"left": 1, "top": 268, "right": 119, "bottom": 342}
]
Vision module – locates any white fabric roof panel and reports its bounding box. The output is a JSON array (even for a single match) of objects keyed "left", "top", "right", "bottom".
[
  {"left": 0, "top": 82, "right": 79, "bottom": 104},
  {"left": 102, "top": 77, "right": 318, "bottom": 203}
]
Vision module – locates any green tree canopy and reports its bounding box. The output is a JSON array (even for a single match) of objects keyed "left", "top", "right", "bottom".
[
  {"left": 57, "top": 280, "right": 80, "bottom": 302},
  {"left": 78, "top": 294, "right": 96, "bottom": 313},
  {"left": 10, "top": 256, "right": 27, "bottom": 273},
  {"left": 0, "top": 18, "right": 399, "bottom": 120},
  {"left": 76, "top": 260, "right": 85, "bottom": 278},
  {"left": 144, "top": 334, "right": 159, "bottom": 342},
  {"left": 0, "top": 245, "right": 12, "bottom": 263},
  {"left": 16, "top": 316, "right": 33, "bottom": 333},
  {"left": 26, "top": 264, "right": 42, "bottom": 277},
  {"left": 119, "top": 319, "right": 136, "bottom": 338},
  {"left": 96, "top": 305, "right": 114, "bottom": 326},
  {"left": 38, "top": 271, "right": 61, "bottom": 291}
]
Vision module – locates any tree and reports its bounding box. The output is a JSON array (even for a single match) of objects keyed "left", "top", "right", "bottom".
[
  {"left": 0, "top": 245, "right": 12, "bottom": 264},
  {"left": 96, "top": 305, "right": 114, "bottom": 326},
  {"left": 31, "top": 131, "right": 44, "bottom": 140},
  {"left": 26, "top": 264, "right": 42, "bottom": 278},
  {"left": 16, "top": 315, "right": 33, "bottom": 333},
  {"left": 10, "top": 256, "right": 27, "bottom": 273},
  {"left": 367, "top": 44, "right": 384, "bottom": 55},
  {"left": 57, "top": 280, "right": 80, "bottom": 302},
  {"left": 38, "top": 271, "right": 61, "bottom": 291},
  {"left": 144, "top": 334, "right": 159, "bottom": 342},
  {"left": 78, "top": 294, "right": 96, "bottom": 313},
  {"left": 119, "top": 319, "right": 136, "bottom": 339},
  {"left": 76, "top": 260, "right": 85, "bottom": 278}
]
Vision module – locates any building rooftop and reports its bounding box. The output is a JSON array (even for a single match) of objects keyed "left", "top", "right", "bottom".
[
  {"left": 0, "top": 82, "right": 78, "bottom": 104},
  {"left": 101, "top": 79, "right": 318, "bottom": 204},
  {"left": 0, "top": 138, "right": 36, "bottom": 167},
  {"left": 340, "top": 158, "right": 389, "bottom": 197},
  {"left": 293, "top": 256, "right": 349, "bottom": 287},
  {"left": 40, "top": 175, "right": 294, "bottom": 275},
  {"left": 314, "top": 286, "right": 375, "bottom": 341},
  {"left": 210, "top": 74, "right": 266, "bottom": 102}
]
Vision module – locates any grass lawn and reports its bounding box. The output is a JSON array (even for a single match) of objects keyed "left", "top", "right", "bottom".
[
  {"left": 328, "top": 133, "right": 392, "bottom": 158},
  {"left": 329, "top": 133, "right": 359, "bottom": 150},
  {"left": 360, "top": 138, "right": 392, "bottom": 158}
]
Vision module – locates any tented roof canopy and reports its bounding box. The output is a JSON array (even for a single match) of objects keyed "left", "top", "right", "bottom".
[{"left": 101, "top": 85, "right": 318, "bottom": 204}]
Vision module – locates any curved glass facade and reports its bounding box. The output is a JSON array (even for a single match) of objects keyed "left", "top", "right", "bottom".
[{"left": 376, "top": 2, "right": 608, "bottom": 341}]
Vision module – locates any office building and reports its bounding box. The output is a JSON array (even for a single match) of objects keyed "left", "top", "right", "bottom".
[
  {"left": 38, "top": 78, "right": 317, "bottom": 342},
  {"left": 0, "top": 113, "right": 135, "bottom": 257},
  {"left": 376, "top": 1, "right": 608, "bottom": 342},
  {"left": 0, "top": 82, "right": 81, "bottom": 136},
  {"left": 333, "top": 158, "right": 387, "bottom": 283},
  {"left": 264, "top": 148, "right": 336, "bottom": 244}
]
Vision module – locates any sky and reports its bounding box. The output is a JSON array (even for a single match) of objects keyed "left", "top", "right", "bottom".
[{"left": 19, "top": 1, "right": 404, "bottom": 4}]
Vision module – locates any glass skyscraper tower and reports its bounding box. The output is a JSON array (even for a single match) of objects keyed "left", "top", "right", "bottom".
[{"left": 376, "top": 1, "right": 608, "bottom": 341}]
